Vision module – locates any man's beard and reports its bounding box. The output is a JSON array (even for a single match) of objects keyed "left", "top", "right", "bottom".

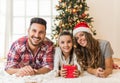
[{"left": 29, "top": 37, "right": 42, "bottom": 46}]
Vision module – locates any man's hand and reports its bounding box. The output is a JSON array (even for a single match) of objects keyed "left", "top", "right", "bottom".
[{"left": 15, "top": 65, "right": 37, "bottom": 77}]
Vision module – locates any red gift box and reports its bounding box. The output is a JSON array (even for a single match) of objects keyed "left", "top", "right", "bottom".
[{"left": 63, "top": 65, "right": 77, "bottom": 78}]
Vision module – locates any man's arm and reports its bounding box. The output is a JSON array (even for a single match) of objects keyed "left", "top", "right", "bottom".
[
  {"left": 5, "top": 41, "right": 21, "bottom": 75},
  {"left": 6, "top": 68, "right": 19, "bottom": 75},
  {"left": 6, "top": 66, "right": 36, "bottom": 77},
  {"left": 34, "top": 67, "right": 51, "bottom": 74}
]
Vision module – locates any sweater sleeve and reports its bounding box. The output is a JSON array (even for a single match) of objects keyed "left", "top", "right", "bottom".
[
  {"left": 53, "top": 47, "right": 61, "bottom": 71},
  {"left": 73, "top": 53, "right": 81, "bottom": 71}
]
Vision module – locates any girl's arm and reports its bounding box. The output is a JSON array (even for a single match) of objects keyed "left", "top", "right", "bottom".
[
  {"left": 53, "top": 47, "right": 61, "bottom": 76},
  {"left": 73, "top": 54, "right": 81, "bottom": 77}
]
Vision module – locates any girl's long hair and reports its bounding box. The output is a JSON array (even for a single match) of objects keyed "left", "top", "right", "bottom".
[{"left": 74, "top": 32, "right": 102, "bottom": 70}]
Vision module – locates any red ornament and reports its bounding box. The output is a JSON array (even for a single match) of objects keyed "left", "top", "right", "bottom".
[{"left": 82, "top": 13, "right": 86, "bottom": 18}]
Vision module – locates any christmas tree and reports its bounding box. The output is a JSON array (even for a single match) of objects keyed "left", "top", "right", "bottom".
[{"left": 52, "top": 0, "right": 96, "bottom": 44}]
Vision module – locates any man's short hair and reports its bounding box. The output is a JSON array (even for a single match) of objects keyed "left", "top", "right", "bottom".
[{"left": 30, "top": 17, "right": 47, "bottom": 29}]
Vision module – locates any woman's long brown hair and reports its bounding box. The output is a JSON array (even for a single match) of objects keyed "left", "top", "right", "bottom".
[{"left": 74, "top": 32, "right": 102, "bottom": 70}]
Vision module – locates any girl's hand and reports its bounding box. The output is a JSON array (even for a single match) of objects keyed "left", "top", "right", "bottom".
[
  {"left": 59, "top": 68, "right": 67, "bottom": 77},
  {"left": 73, "top": 69, "right": 81, "bottom": 77}
]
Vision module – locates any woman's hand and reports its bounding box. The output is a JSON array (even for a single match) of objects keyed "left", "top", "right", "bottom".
[
  {"left": 96, "top": 57, "right": 113, "bottom": 78},
  {"left": 95, "top": 67, "right": 109, "bottom": 78}
]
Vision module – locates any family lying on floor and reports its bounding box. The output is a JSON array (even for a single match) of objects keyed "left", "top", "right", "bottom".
[{"left": 4, "top": 17, "right": 118, "bottom": 78}]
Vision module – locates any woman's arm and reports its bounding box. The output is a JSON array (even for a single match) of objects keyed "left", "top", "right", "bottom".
[
  {"left": 87, "top": 57, "right": 113, "bottom": 78},
  {"left": 87, "top": 67, "right": 98, "bottom": 76},
  {"left": 103, "top": 57, "right": 113, "bottom": 77}
]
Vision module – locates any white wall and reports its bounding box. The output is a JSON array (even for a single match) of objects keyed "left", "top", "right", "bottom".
[{"left": 87, "top": 0, "right": 120, "bottom": 58}]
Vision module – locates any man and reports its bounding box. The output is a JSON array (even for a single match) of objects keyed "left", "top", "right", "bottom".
[{"left": 5, "top": 17, "right": 55, "bottom": 77}]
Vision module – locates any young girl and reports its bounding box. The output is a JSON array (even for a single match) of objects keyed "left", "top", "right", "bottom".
[
  {"left": 54, "top": 31, "right": 81, "bottom": 78},
  {"left": 73, "top": 22, "right": 113, "bottom": 78}
]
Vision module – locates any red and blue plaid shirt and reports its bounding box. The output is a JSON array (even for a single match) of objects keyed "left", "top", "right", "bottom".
[{"left": 5, "top": 36, "right": 54, "bottom": 70}]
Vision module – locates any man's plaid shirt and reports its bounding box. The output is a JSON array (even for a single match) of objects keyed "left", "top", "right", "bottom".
[{"left": 5, "top": 36, "right": 54, "bottom": 70}]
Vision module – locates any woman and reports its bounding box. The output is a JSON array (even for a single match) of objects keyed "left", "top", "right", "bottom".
[
  {"left": 73, "top": 22, "right": 113, "bottom": 78},
  {"left": 54, "top": 31, "right": 81, "bottom": 78}
]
